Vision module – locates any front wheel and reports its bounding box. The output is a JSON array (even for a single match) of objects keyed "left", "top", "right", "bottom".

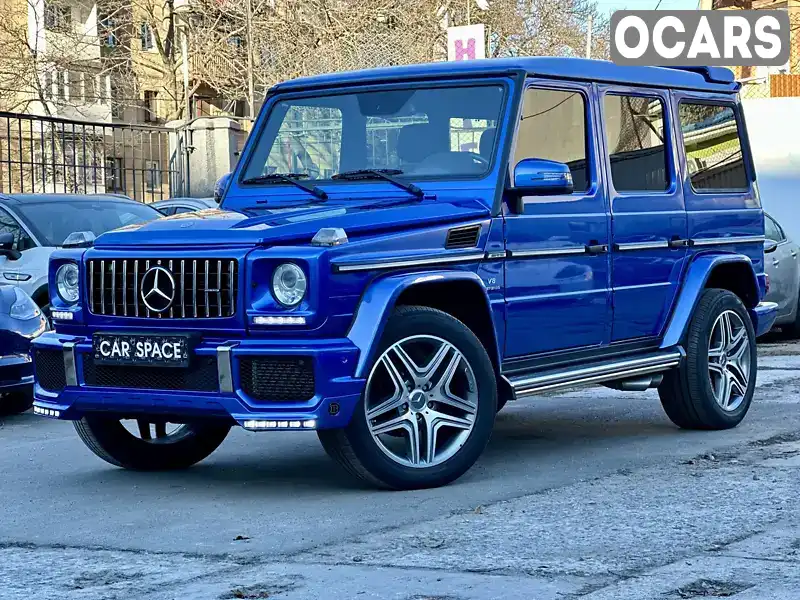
[
  {"left": 319, "top": 306, "right": 497, "bottom": 490},
  {"left": 74, "top": 417, "right": 231, "bottom": 470},
  {"left": 659, "top": 288, "right": 756, "bottom": 430}
]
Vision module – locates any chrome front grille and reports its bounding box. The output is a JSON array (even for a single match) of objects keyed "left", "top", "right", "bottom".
[{"left": 86, "top": 258, "right": 238, "bottom": 318}]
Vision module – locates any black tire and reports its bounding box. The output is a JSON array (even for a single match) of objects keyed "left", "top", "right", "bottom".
[
  {"left": 74, "top": 416, "right": 231, "bottom": 470},
  {"left": 780, "top": 292, "right": 800, "bottom": 339},
  {"left": 0, "top": 387, "right": 33, "bottom": 416},
  {"left": 659, "top": 288, "right": 757, "bottom": 430},
  {"left": 318, "top": 305, "right": 498, "bottom": 490}
]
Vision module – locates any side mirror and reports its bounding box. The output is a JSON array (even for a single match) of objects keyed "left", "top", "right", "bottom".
[
  {"left": 0, "top": 232, "right": 21, "bottom": 261},
  {"left": 511, "top": 158, "right": 573, "bottom": 195},
  {"left": 214, "top": 172, "right": 232, "bottom": 204},
  {"left": 764, "top": 239, "right": 779, "bottom": 254},
  {"left": 62, "top": 231, "right": 96, "bottom": 248}
]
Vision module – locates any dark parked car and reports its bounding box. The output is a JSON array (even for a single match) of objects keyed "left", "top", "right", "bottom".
[
  {"left": 150, "top": 197, "right": 217, "bottom": 215},
  {"left": 1, "top": 285, "right": 47, "bottom": 415}
]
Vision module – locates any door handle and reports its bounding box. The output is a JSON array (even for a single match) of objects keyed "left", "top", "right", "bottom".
[
  {"left": 773, "top": 259, "right": 780, "bottom": 266},
  {"left": 585, "top": 242, "right": 608, "bottom": 255},
  {"left": 792, "top": 251, "right": 797, "bottom": 259},
  {"left": 668, "top": 237, "right": 692, "bottom": 249}
]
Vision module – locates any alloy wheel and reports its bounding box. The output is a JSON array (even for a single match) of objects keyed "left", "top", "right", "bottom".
[
  {"left": 365, "top": 335, "right": 478, "bottom": 468},
  {"left": 708, "top": 310, "right": 751, "bottom": 412}
]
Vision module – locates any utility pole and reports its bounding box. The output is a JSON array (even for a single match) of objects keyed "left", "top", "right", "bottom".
[
  {"left": 466, "top": 0, "right": 470, "bottom": 25},
  {"left": 245, "top": 0, "right": 256, "bottom": 119},
  {"left": 585, "top": 14, "right": 593, "bottom": 59}
]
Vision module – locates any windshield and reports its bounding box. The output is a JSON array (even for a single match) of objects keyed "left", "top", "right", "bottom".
[
  {"left": 241, "top": 84, "right": 506, "bottom": 183},
  {"left": 15, "top": 200, "right": 160, "bottom": 246}
]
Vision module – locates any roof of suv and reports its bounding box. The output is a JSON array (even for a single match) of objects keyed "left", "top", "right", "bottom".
[{"left": 273, "top": 57, "right": 739, "bottom": 95}]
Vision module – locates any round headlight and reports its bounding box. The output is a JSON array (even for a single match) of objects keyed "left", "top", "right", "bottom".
[
  {"left": 272, "top": 263, "right": 306, "bottom": 307},
  {"left": 56, "top": 263, "right": 79, "bottom": 304}
]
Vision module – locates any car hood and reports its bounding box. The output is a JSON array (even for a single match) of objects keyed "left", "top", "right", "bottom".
[{"left": 93, "top": 196, "right": 492, "bottom": 248}]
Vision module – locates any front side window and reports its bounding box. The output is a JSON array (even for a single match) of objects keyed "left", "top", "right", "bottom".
[
  {"left": 243, "top": 84, "right": 506, "bottom": 183},
  {"left": 514, "top": 87, "right": 589, "bottom": 192},
  {"left": 765, "top": 215, "right": 784, "bottom": 243},
  {"left": 679, "top": 102, "right": 748, "bottom": 191},
  {"left": 604, "top": 94, "right": 668, "bottom": 192},
  {"left": 0, "top": 209, "right": 24, "bottom": 250},
  {"left": 15, "top": 201, "right": 160, "bottom": 246}
]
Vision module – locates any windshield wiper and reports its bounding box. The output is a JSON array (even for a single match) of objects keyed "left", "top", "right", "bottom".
[
  {"left": 332, "top": 169, "right": 424, "bottom": 198},
  {"left": 241, "top": 173, "right": 327, "bottom": 201}
]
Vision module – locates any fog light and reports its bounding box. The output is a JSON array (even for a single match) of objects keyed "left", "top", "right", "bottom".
[
  {"left": 242, "top": 419, "right": 317, "bottom": 431},
  {"left": 51, "top": 310, "right": 74, "bottom": 321},
  {"left": 253, "top": 315, "right": 307, "bottom": 326},
  {"left": 33, "top": 406, "right": 60, "bottom": 418}
]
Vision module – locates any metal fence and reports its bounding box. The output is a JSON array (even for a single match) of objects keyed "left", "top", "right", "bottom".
[{"left": 0, "top": 111, "right": 189, "bottom": 203}]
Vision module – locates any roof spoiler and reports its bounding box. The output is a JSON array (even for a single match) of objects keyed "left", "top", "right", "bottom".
[{"left": 661, "top": 66, "right": 736, "bottom": 85}]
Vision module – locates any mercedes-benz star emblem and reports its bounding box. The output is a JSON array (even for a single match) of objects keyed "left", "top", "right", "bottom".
[{"left": 141, "top": 266, "right": 176, "bottom": 313}]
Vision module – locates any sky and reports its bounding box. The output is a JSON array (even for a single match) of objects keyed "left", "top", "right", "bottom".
[{"left": 596, "top": 0, "right": 700, "bottom": 15}]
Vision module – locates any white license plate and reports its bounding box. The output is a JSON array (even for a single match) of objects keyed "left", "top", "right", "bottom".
[{"left": 92, "top": 334, "right": 190, "bottom": 367}]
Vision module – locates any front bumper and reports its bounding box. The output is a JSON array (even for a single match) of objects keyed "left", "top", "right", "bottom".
[
  {"left": 31, "top": 332, "right": 365, "bottom": 429},
  {"left": 0, "top": 354, "right": 33, "bottom": 391},
  {"left": 751, "top": 301, "right": 779, "bottom": 338}
]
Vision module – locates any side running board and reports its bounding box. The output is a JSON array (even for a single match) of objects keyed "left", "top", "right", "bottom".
[{"left": 505, "top": 348, "right": 684, "bottom": 400}]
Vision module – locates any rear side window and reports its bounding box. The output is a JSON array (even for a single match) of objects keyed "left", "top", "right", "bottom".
[
  {"left": 678, "top": 103, "right": 748, "bottom": 192},
  {"left": 514, "top": 87, "right": 589, "bottom": 192},
  {"left": 603, "top": 94, "right": 668, "bottom": 192}
]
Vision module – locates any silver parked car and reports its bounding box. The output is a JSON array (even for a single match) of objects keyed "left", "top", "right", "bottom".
[
  {"left": 764, "top": 213, "right": 800, "bottom": 336},
  {"left": 150, "top": 197, "right": 216, "bottom": 215}
]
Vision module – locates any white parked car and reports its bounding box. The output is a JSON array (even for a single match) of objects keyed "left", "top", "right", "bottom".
[
  {"left": 0, "top": 194, "right": 162, "bottom": 314},
  {"left": 764, "top": 212, "right": 800, "bottom": 336}
]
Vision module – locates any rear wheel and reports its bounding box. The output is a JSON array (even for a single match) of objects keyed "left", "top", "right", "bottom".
[
  {"left": 74, "top": 417, "right": 230, "bottom": 470},
  {"left": 0, "top": 388, "right": 33, "bottom": 416},
  {"left": 659, "top": 288, "right": 756, "bottom": 430},
  {"left": 318, "top": 306, "right": 497, "bottom": 490},
  {"left": 781, "top": 290, "right": 800, "bottom": 339}
]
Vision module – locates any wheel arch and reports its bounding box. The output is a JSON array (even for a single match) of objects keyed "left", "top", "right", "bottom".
[
  {"left": 661, "top": 253, "right": 760, "bottom": 349},
  {"left": 31, "top": 283, "right": 49, "bottom": 307},
  {"left": 347, "top": 271, "right": 503, "bottom": 384}
]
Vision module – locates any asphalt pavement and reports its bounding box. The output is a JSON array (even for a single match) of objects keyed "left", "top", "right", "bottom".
[{"left": 2, "top": 337, "right": 800, "bottom": 599}]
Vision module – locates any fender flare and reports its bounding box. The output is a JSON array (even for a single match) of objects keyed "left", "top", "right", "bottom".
[
  {"left": 660, "top": 253, "right": 759, "bottom": 349},
  {"left": 347, "top": 270, "right": 500, "bottom": 378}
]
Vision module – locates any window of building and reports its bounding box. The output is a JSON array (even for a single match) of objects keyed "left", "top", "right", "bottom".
[
  {"left": 100, "top": 17, "right": 117, "bottom": 47},
  {"left": 603, "top": 94, "right": 668, "bottom": 192},
  {"left": 105, "top": 157, "right": 124, "bottom": 192},
  {"left": 55, "top": 70, "right": 66, "bottom": 102},
  {"left": 44, "top": 2, "right": 71, "bottom": 31},
  {"left": 84, "top": 73, "right": 97, "bottom": 103},
  {"left": 146, "top": 161, "right": 161, "bottom": 191},
  {"left": 678, "top": 102, "right": 748, "bottom": 192},
  {"left": 140, "top": 23, "right": 154, "bottom": 50},
  {"left": 143, "top": 90, "right": 157, "bottom": 122},
  {"left": 68, "top": 72, "right": 81, "bottom": 102},
  {"left": 513, "top": 87, "right": 589, "bottom": 192},
  {"left": 43, "top": 72, "right": 53, "bottom": 100}
]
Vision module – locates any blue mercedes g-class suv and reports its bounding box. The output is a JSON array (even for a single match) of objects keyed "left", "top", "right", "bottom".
[{"left": 32, "top": 58, "right": 777, "bottom": 490}]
